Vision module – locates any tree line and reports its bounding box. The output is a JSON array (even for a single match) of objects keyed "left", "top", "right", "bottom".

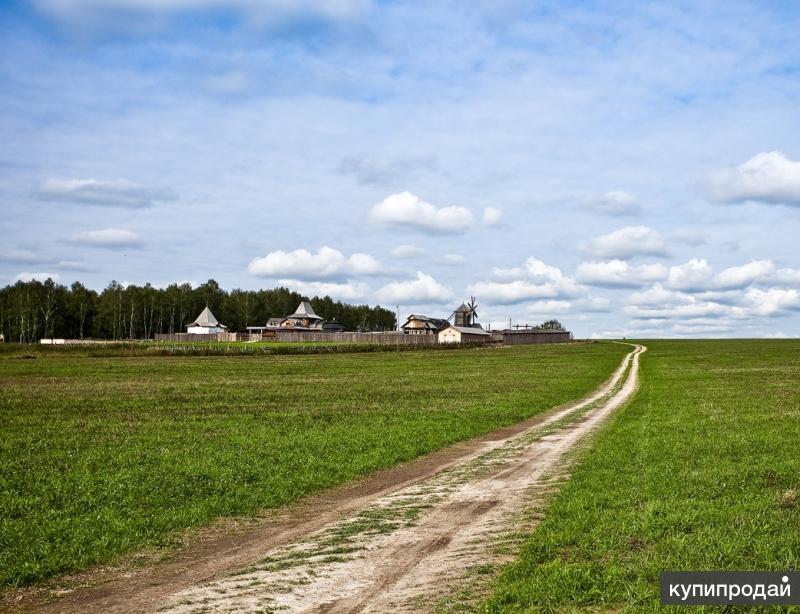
[{"left": 0, "top": 278, "right": 398, "bottom": 342}]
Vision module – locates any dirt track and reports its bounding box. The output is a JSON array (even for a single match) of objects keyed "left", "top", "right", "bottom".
[{"left": 23, "top": 343, "right": 644, "bottom": 613}]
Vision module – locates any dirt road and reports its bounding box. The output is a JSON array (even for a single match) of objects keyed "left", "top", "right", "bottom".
[{"left": 27, "top": 343, "right": 644, "bottom": 613}]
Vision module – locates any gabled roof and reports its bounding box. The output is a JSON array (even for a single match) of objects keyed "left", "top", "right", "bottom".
[
  {"left": 189, "top": 306, "right": 226, "bottom": 328},
  {"left": 291, "top": 300, "right": 323, "bottom": 320},
  {"left": 402, "top": 314, "right": 449, "bottom": 331}
]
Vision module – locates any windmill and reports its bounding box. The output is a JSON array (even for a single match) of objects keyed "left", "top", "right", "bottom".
[{"left": 452, "top": 296, "right": 479, "bottom": 327}]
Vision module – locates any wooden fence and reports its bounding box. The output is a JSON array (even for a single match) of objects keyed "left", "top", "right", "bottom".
[
  {"left": 490, "top": 330, "right": 572, "bottom": 345},
  {"left": 276, "top": 331, "right": 438, "bottom": 345},
  {"left": 154, "top": 332, "right": 240, "bottom": 342}
]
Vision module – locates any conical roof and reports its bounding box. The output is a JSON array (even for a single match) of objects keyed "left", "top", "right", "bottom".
[
  {"left": 293, "top": 300, "right": 321, "bottom": 319},
  {"left": 190, "top": 306, "right": 221, "bottom": 327}
]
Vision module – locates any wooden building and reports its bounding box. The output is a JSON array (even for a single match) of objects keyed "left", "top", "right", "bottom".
[
  {"left": 438, "top": 325, "right": 492, "bottom": 344},
  {"left": 401, "top": 314, "right": 449, "bottom": 335},
  {"left": 187, "top": 307, "right": 228, "bottom": 334},
  {"left": 281, "top": 300, "right": 325, "bottom": 330},
  {"left": 247, "top": 301, "right": 346, "bottom": 339}
]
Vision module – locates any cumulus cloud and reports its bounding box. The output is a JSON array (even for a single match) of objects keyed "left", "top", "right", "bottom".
[
  {"left": 624, "top": 297, "right": 731, "bottom": 320},
  {"left": 625, "top": 271, "right": 800, "bottom": 323},
  {"left": 390, "top": 244, "right": 426, "bottom": 259},
  {"left": 248, "top": 246, "right": 381, "bottom": 280},
  {"left": 376, "top": 271, "right": 452, "bottom": 304},
  {"left": 666, "top": 258, "right": 713, "bottom": 291},
  {"left": 469, "top": 257, "right": 581, "bottom": 304},
  {"left": 706, "top": 151, "right": 800, "bottom": 206},
  {"left": 715, "top": 260, "right": 775, "bottom": 289},
  {"left": 369, "top": 192, "right": 475, "bottom": 234},
  {"left": 482, "top": 206, "right": 502, "bottom": 226},
  {"left": 468, "top": 280, "right": 562, "bottom": 304},
  {"left": 581, "top": 225, "right": 667, "bottom": 259},
  {"left": 275, "top": 280, "right": 368, "bottom": 301},
  {"left": 582, "top": 190, "right": 640, "bottom": 215},
  {"left": 576, "top": 260, "right": 667, "bottom": 288},
  {"left": 744, "top": 288, "right": 800, "bottom": 316},
  {"left": 13, "top": 272, "right": 60, "bottom": 283},
  {"left": 69, "top": 228, "right": 143, "bottom": 248},
  {"left": 665, "top": 258, "right": 780, "bottom": 292},
  {"left": 35, "top": 179, "right": 175, "bottom": 208},
  {"left": 774, "top": 267, "right": 800, "bottom": 284}
]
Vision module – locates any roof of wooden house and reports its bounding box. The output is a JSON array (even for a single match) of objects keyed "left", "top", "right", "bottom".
[
  {"left": 290, "top": 300, "right": 323, "bottom": 321},
  {"left": 403, "top": 314, "right": 449, "bottom": 329},
  {"left": 189, "top": 306, "right": 227, "bottom": 329}
]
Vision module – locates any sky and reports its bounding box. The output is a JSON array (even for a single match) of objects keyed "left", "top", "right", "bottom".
[{"left": 1, "top": 0, "right": 800, "bottom": 338}]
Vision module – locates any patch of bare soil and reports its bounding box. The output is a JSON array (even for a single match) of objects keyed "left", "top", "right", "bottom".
[{"left": 10, "top": 344, "right": 644, "bottom": 614}]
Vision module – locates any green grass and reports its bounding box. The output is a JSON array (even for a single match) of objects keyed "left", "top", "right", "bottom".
[
  {"left": 0, "top": 339, "right": 458, "bottom": 358},
  {"left": 486, "top": 340, "right": 800, "bottom": 612},
  {"left": 0, "top": 341, "right": 628, "bottom": 587}
]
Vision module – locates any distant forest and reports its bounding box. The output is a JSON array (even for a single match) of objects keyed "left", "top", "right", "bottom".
[{"left": 0, "top": 279, "right": 398, "bottom": 343}]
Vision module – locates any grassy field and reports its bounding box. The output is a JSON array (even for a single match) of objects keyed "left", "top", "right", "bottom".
[
  {"left": 486, "top": 340, "right": 800, "bottom": 612},
  {"left": 0, "top": 341, "right": 628, "bottom": 587}
]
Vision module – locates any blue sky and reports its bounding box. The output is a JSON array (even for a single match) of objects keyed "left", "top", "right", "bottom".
[{"left": 2, "top": 0, "right": 800, "bottom": 337}]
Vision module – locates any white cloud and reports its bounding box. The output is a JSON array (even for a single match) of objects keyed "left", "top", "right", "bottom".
[
  {"left": 469, "top": 257, "right": 581, "bottom": 304},
  {"left": 627, "top": 283, "right": 685, "bottom": 307},
  {"left": 482, "top": 206, "right": 502, "bottom": 226},
  {"left": 376, "top": 271, "right": 452, "bottom": 304},
  {"left": 666, "top": 258, "right": 714, "bottom": 291},
  {"left": 369, "top": 191, "right": 475, "bottom": 234},
  {"left": 715, "top": 260, "right": 774, "bottom": 289},
  {"left": 624, "top": 299, "right": 730, "bottom": 320},
  {"left": 576, "top": 260, "right": 667, "bottom": 288},
  {"left": 664, "top": 258, "right": 780, "bottom": 292},
  {"left": 581, "top": 225, "right": 667, "bottom": 259},
  {"left": 390, "top": 244, "right": 426, "bottom": 259},
  {"left": 248, "top": 246, "right": 381, "bottom": 280},
  {"left": 744, "top": 288, "right": 800, "bottom": 316},
  {"left": 468, "top": 280, "right": 561, "bottom": 304},
  {"left": 69, "top": 228, "right": 143, "bottom": 248},
  {"left": 625, "top": 273, "right": 800, "bottom": 323},
  {"left": 35, "top": 179, "right": 175, "bottom": 208},
  {"left": 624, "top": 283, "right": 736, "bottom": 320},
  {"left": 276, "top": 280, "right": 368, "bottom": 301},
  {"left": 774, "top": 267, "right": 800, "bottom": 284},
  {"left": 706, "top": 151, "right": 800, "bottom": 206},
  {"left": 348, "top": 252, "right": 383, "bottom": 275},
  {"left": 13, "top": 272, "right": 61, "bottom": 283},
  {"left": 582, "top": 190, "right": 640, "bottom": 215}
]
